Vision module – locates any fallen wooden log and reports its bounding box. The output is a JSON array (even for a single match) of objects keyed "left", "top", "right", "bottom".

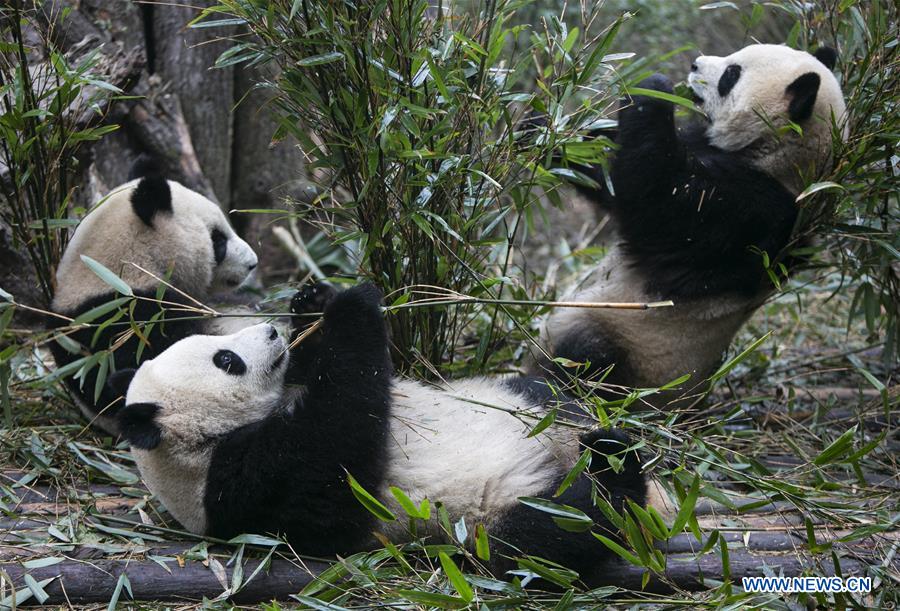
[
  {"left": 663, "top": 531, "right": 803, "bottom": 554},
  {"left": 0, "top": 554, "right": 327, "bottom": 604}
]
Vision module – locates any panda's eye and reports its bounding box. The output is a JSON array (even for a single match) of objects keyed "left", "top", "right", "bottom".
[
  {"left": 211, "top": 229, "right": 228, "bottom": 265},
  {"left": 717, "top": 64, "right": 742, "bottom": 97},
  {"left": 213, "top": 349, "right": 246, "bottom": 375}
]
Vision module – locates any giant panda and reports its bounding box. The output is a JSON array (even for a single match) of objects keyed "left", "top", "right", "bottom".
[
  {"left": 112, "top": 282, "right": 647, "bottom": 582},
  {"left": 48, "top": 162, "right": 259, "bottom": 434},
  {"left": 533, "top": 44, "right": 847, "bottom": 398}
]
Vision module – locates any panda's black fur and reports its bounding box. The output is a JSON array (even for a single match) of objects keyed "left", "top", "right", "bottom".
[
  {"left": 118, "top": 283, "right": 647, "bottom": 580},
  {"left": 585, "top": 77, "right": 798, "bottom": 301},
  {"left": 202, "top": 284, "right": 395, "bottom": 556}
]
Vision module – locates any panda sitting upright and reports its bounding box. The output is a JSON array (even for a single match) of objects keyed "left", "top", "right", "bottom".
[
  {"left": 48, "top": 161, "right": 258, "bottom": 434},
  {"left": 534, "top": 44, "right": 846, "bottom": 396},
  {"left": 113, "top": 282, "right": 647, "bottom": 582}
]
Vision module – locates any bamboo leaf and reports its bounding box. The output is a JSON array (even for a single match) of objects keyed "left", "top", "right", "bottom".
[
  {"left": 390, "top": 486, "right": 427, "bottom": 519},
  {"left": 624, "top": 87, "right": 698, "bottom": 112},
  {"left": 396, "top": 590, "right": 467, "bottom": 608},
  {"left": 591, "top": 533, "right": 643, "bottom": 567},
  {"left": 438, "top": 552, "right": 474, "bottom": 602},
  {"left": 71, "top": 296, "right": 131, "bottom": 325},
  {"left": 795, "top": 181, "right": 845, "bottom": 201},
  {"left": 475, "top": 523, "right": 490, "bottom": 561},
  {"left": 553, "top": 448, "right": 591, "bottom": 497},
  {"left": 79, "top": 255, "right": 133, "bottom": 296},
  {"left": 527, "top": 407, "right": 556, "bottom": 438},
  {"left": 669, "top": 473, "right": 700, "bottom": 537},
  {"left": 23, "top": 574, "right": 49, "bottom": 605},
  {"left": 518, "top": 497, "right": 593, "bottom": 532},
  {"left": 297, "top": 52, "right": 344, "bottom": 67},
  {"left": 813, "top": 425, "right": 858, "bottom": 466},
  {"left": 347, "top": 473, "right": 396, "bottom": 522},
  {"left": 708, "top": 332, "right": 771, "bottom": 383}
]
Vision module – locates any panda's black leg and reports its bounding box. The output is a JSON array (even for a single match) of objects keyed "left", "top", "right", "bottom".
[
  {"left": 489, "top": 429, "right": 647, "bottom": 579},
  {"left": 580, "top": 428, "right": 646, "bottom": 506}
]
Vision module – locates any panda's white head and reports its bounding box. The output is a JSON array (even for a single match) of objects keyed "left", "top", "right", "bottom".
[
  {"left": 687, "top": 44, "right": 847, "bottom": 192},
  {"left": 115, "top": 323, "right": 289, "bottom": 452},
  {"left": 52, "top": 174, "right": 258, "bottom": 312}
]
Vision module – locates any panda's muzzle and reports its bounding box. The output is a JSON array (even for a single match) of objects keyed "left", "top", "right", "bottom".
[
  {"left": 687, "top": 73, "right": 705, "bottom": 105},
  {"left": 265, "top": 326, "right": 287, "bottom": 374}
]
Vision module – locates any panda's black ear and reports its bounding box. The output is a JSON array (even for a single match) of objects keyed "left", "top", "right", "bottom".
[
  {"left": 128, "top": 154, "right": 165, "bottom": 181},
  {"left": 119, "top": 402, "right": 162, "bottom": 450},
  {"left": 813, "top": 46, "right": 837, "bottom": 71},
  {"left": 785, "top": 72, "right": 820, "bottom": 124},
  {"left": 131, "top": 175, "right": 172, "bottom": 227},
  {"left": 108, "top": 368, "right": 137, "bottom": 397}
]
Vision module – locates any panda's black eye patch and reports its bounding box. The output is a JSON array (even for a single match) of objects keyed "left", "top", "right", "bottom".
[
  {"left": 211, "top": 229, "right": 228, "bottom": 265},
  {"left": 213, "top": 349, "right": 246, "bottom": 375},
  {"left": 717, "top": 64, "right": 742, "bottom": 97}
]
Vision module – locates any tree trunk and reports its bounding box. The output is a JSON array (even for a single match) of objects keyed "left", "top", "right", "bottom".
[{"left": 151, "top": 1, "right": 235, "bottom": 207}]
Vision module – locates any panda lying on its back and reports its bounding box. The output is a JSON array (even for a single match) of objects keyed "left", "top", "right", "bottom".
[
  {"left": 535, "top": 44, "right": 846, "bottom": 394},
  {"left": 49, "top": 160, "right": 258, "bottom": 434},
  {"left": 114, "top": 283, "right": 646, "bottom": 581}
]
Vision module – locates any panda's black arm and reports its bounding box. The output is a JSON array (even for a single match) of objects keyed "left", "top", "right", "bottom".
[
  {"left": 284, "top": 283, "right": 392, "bottom": 394},
  {"left": 610, "top": 74, "right": 684, "bottom": 204},
  {"left": 204, "top": 284, "right": 393, "bottom": 553},
  {"left": 297, "top": 283, "right": 393, "bottom": 398}
]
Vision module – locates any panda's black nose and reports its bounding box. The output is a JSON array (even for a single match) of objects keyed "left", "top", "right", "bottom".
[
  {"left": 690, "top": 61, "right": 699, "bottom": 72},
  {"left": 268, "top": 325, "right": 278, "bottom": 341},
  {"left": 248, "top": 262, "right": 257, "bottom": 271}
]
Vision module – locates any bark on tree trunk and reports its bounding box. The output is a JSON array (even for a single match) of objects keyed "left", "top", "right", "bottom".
[
  {"left": 231, "top": 63, "right": 307, "bottom": 276},
  {"left": 152, "top": 0, "right": 235, "bottom": 207}
]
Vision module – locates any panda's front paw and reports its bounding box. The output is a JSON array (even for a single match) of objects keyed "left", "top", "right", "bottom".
[
  {"left": 290, "top": 282, "right": 337, "bottom": 325},
  {"left": 636, "top": 73, "right": 674, "bottom": 95},
  {"left": 621, "top": 74, "right": 675, "bottom": 124}
]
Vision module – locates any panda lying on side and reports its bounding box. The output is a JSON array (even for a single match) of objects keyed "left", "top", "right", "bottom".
[
  {"left": 48, "top": 161, "right": 259, "bottom": 434},
  {"left": 113, "top": 282, "right": 647, "bottom": 580},
  {"left": 535, "top": 44, "right": 847, "bottom": 395}
]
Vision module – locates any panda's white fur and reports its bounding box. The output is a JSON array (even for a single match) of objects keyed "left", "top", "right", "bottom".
[
  {"left": 535, "top": 44, "right": 847, "bottom": 397},
  {"left": 540, "top": 250, "right": 757, "bottom": 391},
  {"left": 49, "top": 169, "right": 259, "bottom": 433},
  {"left": 53, "top": 178, "right": 257, "bottom": 313},
  {"left": 118, "top": 285, "right": 647, "bottom": 578},
  {"left": 382, "top": 377, "right": 581, "bottom": 536}
]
